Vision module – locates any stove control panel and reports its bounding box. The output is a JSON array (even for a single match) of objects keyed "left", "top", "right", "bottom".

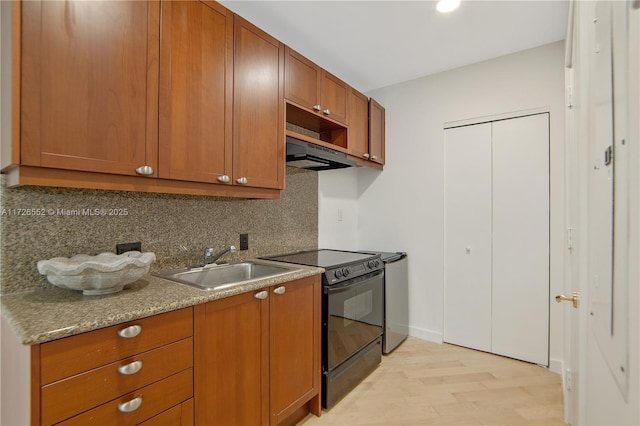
[{"left": 325, "top": 256, "right": 383, "bottom": 285}]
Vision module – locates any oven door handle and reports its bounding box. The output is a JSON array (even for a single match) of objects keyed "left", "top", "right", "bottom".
[{"left": 325, "top": 271, "right": 383, "bottom": 294}]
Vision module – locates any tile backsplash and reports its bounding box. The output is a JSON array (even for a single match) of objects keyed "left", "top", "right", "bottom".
[{"left": 0, "top": 168, "right": 318, "bottom": 294}]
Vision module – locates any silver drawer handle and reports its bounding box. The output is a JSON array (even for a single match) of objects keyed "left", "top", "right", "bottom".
[
  {"left": 323, "top": 109, "right": 331, "bottom": 116},
  {"left": 118, "top": 395, "right": 143, "bottom": 413},
  {"left": 312, "top": 104, "right": 322, "bottom": 111},
  {"left": 118, "top": 360, "right": 143, "bottom": 375},
  {"left": 236, "top": 177, "right": 248, "bottom": 185},
  {"left": 273, "top": 286, "right": 286, "bottom": 295},
  {"left": 217, "top": 175, "right": 230, "bottom": 183},
  {"left": 117, "top": 325, "right": 142, "bottom": 339},
  {"left": 135, "top": 165, "right": 154, "bottom": 176},
  {"left": 255, "top": 290, "right": 268, "bottom": 300}
]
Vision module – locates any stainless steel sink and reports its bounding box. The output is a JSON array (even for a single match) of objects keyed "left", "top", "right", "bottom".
[{"left": 155, "top": 261, "right": 301, "bottom": 291}]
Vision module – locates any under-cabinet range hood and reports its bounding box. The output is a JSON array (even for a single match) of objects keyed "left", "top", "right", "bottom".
[{"left": 286, "top": 137, "right": 355, "bottom": 171}]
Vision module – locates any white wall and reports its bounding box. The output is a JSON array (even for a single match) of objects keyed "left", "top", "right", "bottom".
[
  {"left": 318, "top": 167, "right": 359, "bottom": 250},
  {"left": 1, "top": 316, "right": 31, "bottom": 425},
  {"left": 319, "top": 41, "right": 566, "bottom": 368}
]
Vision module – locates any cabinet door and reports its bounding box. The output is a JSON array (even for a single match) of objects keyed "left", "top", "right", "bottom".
[
  {"left": 284, "top": 47, "right": 320, "bottom": 110},
  {"left": 159, "top": 1, "right": 233, "bottom": 184},
  {"left": 348, "top": 88, "right": 369, "bottom": 159},
  {"left": 140, "top": 399, "right": 193, "bottom": 426},
  {"left": 443, "top": 123, "right": 492, "bottom": 353},
  {"left": 232, "top": 16, "right": 284, "bottom": 189},
  {"left": 320, "top": 70, "right": 349, "bottom": 125},
  {"left": 491, "top": 114, "right": 549, "bottom": 365},
  {"left": 194, "top": 292, "right": 269, "bottom": 426},
  {"left": 270, "top": 276, "right": 321, "bottom": 423},
  {"left": 368, "top": 98, "right": 386, "bottom": 165},
  {"left": 21, "top": 1, "right": 159, "bottom": 176}
]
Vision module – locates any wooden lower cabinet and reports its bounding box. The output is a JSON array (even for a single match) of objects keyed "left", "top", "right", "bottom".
[
  {"left": 194, "top": 276, "right": 321, "bottom": 425},
  {"left": 194, "top": 290, "right": 269, "bottom": 426},
  {"left": 270, "top": 277, "right": 321, "bottom": 424},
  {"left": 33, "top": 307, "right": 194, "bottom": 426},
  {"left": 140, "top": 399, "right": 194, "bottom": 426}
]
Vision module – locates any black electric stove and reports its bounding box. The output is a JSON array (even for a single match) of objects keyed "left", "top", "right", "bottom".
[
  {"left": 263, "top": 249, "right": 384, "bottom": 409},
  {"left": 264, "top": 249, "right": 383, "bottom": 285}
]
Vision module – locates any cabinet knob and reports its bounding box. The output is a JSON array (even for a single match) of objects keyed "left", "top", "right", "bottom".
[
  {"left": 117, "top": 325, "right": 142, "bottom": 339},
  {"left": 118, "top": 360, "right": 143, "bottom": 375},
  {"left": 273, "top": 286, "right": 286, "bottom": 295},
  {"left": 323, "top": 108, "right": 331, "bottom": 116},
  {"left": 371, "top": 155, "right": 378, "bottom": 161},
  {"left": 255, "top": 290, "right": 268, "bottom": 300},
  {"left": 135, "top": 165, "right": 154, "bottom": 176},
  {"left": 313, "top": 104, "right": 322, "bottom": 112},
  {"left": 217, "top": 175, "right": 230, "bottom": 183},
  {"left": 236, "top": 177, "right": 248, "bottom": 185},
  {"left": 363, "top": 153, "right": 370, "bottom": 159},
  {"left": 118, "top": 396, "right": 143, "bottom": 413}
]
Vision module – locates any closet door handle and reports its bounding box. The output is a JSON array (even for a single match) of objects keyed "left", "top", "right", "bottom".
[{"left": 555, "top": 291, "right": 579, "bottom": 309}]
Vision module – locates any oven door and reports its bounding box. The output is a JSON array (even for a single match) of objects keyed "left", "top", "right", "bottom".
[{"left": 324, "top": 270, "right": 384, "bottom": 371}]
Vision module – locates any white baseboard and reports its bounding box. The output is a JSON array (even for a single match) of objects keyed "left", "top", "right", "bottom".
[
  {"left": 409, "top": 326, "right": 443, "bottom": 343},
  {"left": 549, "top": 357, "right": 563, "bottom": 374}
]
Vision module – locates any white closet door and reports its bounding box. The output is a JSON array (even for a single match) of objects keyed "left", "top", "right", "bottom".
[
  {"left": 491, "top": 113, "right": 549, "bottom": 365},
  {"left": 444, "top": 123, "right": 492, "bottom": 352}
]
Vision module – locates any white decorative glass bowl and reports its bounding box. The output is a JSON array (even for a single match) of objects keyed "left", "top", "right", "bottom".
[{"left": 37, "top": 251, "right": 156, "bottom": 295}]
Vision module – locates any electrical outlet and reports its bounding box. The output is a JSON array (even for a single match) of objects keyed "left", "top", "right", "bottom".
[
  {"left": 240, "top": 234, "right": 249, "bottom": 251},
  {"left": 116, "top": 241, "right": 142, "bottom": 254}
]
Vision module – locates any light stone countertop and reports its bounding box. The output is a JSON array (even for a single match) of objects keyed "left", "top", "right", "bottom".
[{"left": 1, "top": 260, "right": 324, "bottom": 345}]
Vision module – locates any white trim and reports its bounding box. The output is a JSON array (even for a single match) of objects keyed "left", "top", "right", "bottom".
[
  {"left": 443, "top": 107, "right": 550, "bottom": 129},
  {"left": 549, "top": 357, "right": 564, "bottom": 375},
  {"left": 409, "top": 326, "right": 443, "bottom": 344}
]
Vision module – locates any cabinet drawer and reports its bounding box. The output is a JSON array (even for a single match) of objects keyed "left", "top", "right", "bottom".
[
  {"left": 56, "top": 368, "right": 193, "bottom": 426},
  {"left": 41, "top": 338, "right": 193, "bottom": 425},
  {"left": 40, "top": 307, "right": 193, "bottom": 385}
]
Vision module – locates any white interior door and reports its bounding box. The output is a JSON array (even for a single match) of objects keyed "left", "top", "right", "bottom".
[
  {"left": 564, "top": 2, "right": 638, "bottom": 424},
  {"left": 491, "top": 114, "right": 550, "bottom": 366},
  {"left": 444, "top": 123, "right": 492, "bottom": 352}
]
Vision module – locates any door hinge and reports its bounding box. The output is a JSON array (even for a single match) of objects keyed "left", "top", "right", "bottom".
[{"left": 565, "top": 368, "right": 572, "bottom": 391}]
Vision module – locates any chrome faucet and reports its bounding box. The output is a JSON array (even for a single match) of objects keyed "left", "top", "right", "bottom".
[{"left": 203, "top": 245, "right": 236, "bottom": 266}]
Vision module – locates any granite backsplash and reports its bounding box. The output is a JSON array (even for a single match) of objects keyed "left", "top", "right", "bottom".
[{"left": 0, "top": 168, "right": 318, "bottom": 295}]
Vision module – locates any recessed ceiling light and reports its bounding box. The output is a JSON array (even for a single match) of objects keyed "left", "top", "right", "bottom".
[{"left": 437, "top": 0, "right": 461, "bottom": 13}]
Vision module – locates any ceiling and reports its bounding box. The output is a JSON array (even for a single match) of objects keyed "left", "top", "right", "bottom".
[{"left": 219, "top": 0, "right": 569, "bottom": 92}]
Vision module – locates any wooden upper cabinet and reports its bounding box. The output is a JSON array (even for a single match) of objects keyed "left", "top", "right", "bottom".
[
  {"left": 284, "top": 48, "right": 320, "bottom": 112},
  {"left": 158, "top": 1, "right": 233, "bottom": 184},
  {"left": 232, "top": 16, "right": 285, "bottom": 190},
  {"left": 320, "top": 70, "right": 349, "bottom": 125},
  {"left": 369, "top": 98, "right": 386, "bottom": 165},
  {"left": 348, "top": 88, "right": 369, "bottom": 160},
  {"left": 284, "top": 47, "right": 349, "bottom": 125},
  {"left": 20, "top": 0, "right": 159, "bottom": 176}
]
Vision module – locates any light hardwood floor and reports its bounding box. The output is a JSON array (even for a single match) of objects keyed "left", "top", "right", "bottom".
[{"left": 301, "top": 337, "right": 565, "bottom": 425}]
